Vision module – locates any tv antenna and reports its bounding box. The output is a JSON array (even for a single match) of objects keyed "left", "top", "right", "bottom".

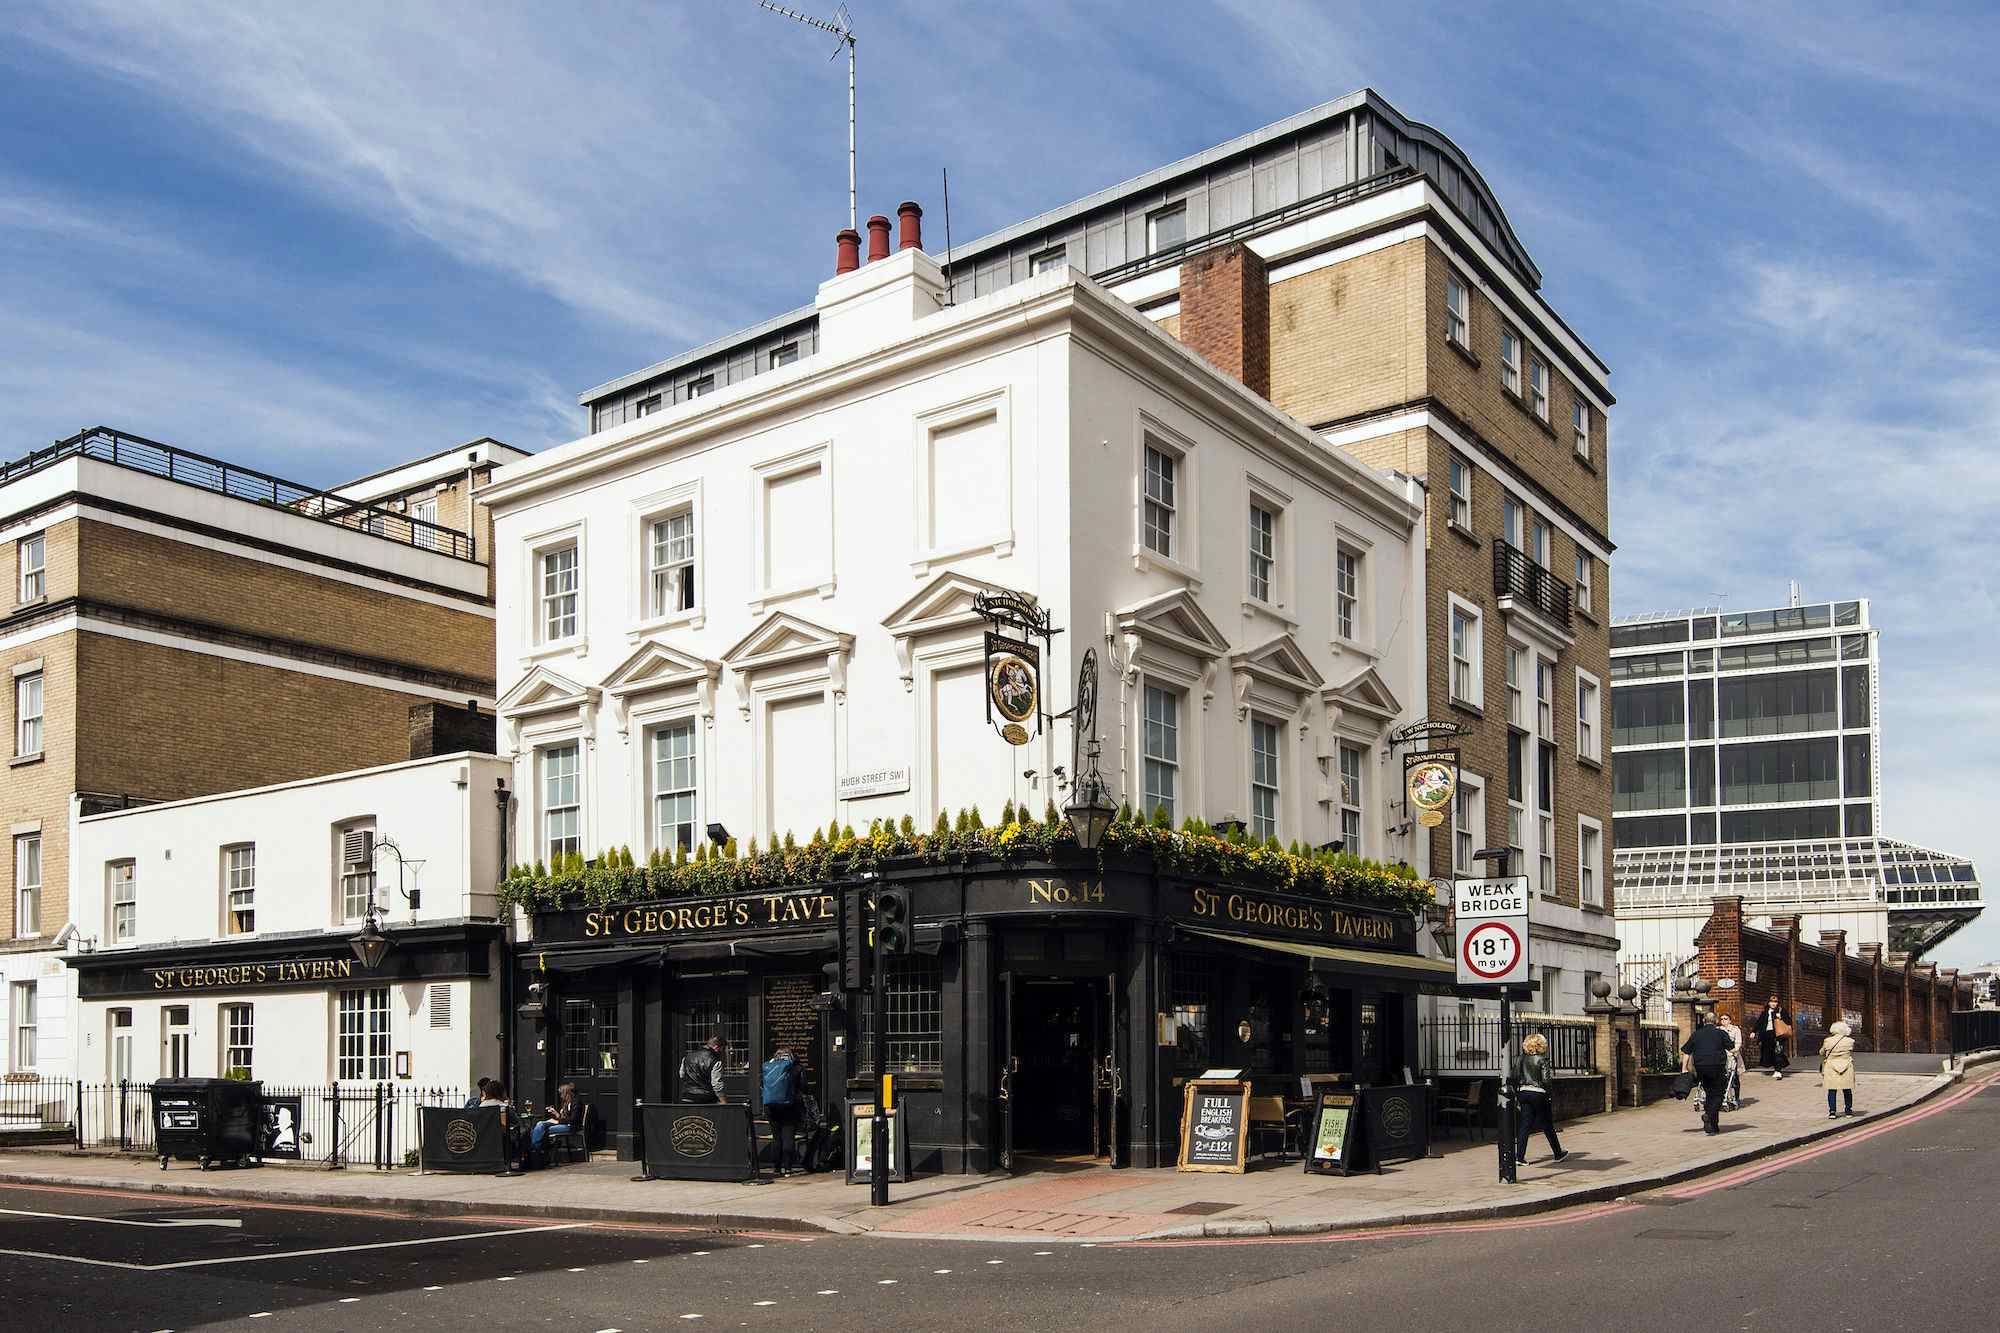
[{"left": 758, "top": 1, "right": 858, "bottom": 232}]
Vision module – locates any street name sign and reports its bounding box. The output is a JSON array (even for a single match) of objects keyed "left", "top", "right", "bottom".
[{"left": 1453, "top": 876, "right": 1530, "bottom": 988}]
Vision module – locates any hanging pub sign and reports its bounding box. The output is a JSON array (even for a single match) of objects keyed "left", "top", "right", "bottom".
[
  {"left": 974, "top": 588, "right": 1056, "bottom": 748},
  {"left": 984, "top": 632, "right": 1041, "bottom": 746},
  {"left": 1403, "top": 748, "right": 1459, "bottom": 828}
]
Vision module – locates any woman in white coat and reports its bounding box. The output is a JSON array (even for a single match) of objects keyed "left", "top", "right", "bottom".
[{"left": 1820, "top": 1020, "right": 1858, "bottom": 1118}]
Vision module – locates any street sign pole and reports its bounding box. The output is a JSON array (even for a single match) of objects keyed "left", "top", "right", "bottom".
[
  {"left": 871, "top": 922, "right": 888, "bottom": 1207},
  {"left": 1457, "top": 851, "right": 1526, "bottom": 1186}
]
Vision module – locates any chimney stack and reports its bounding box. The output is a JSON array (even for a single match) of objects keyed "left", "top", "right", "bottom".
[
  {"left": 866, "top": 213, "right": 892, "bottom": 262},
  {"left": 897, "top": 200, "right": 923, "bottom": 251},
  {"left": 1178, "top": 241, "right": 1271, "bottom": 399},
  {"left": 835, "top": 227, "right": 861, "bottom": 275}
]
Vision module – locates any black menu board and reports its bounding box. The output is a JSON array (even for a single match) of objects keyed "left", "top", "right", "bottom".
[
  {"left": 764, "top": 973, "right": 821, "bottom": 1098},
  {"left": 1177, "top": 1079, "right": 1250, "bottom": 1173}
]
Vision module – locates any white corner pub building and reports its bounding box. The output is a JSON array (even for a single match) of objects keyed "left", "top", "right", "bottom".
[{"left": 484, "top": 211, "right": 1438, "bottom": 1167}]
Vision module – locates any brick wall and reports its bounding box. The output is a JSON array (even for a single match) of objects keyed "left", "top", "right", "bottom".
[
  {"left": 75, "top": 519, "right": 493, "bottom": 682},
  {"left": 72, "top": 631, "right": 439, "bottom": 804},
  {"left": 3, "top": 515, "right": 80, "bottom": 609},
  {"left": 0, "top": 630, "right": 78, "bottom": 944},
  {"left": 1180, "top": 242, "right": 1271, "bottom": 397},
  {"left": 1267, "top": 238, "right": 1428, "bottom": 423}
]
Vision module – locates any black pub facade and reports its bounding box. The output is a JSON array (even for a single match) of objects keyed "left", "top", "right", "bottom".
[{"left": 515, "top": 857, "right": 1452, "bottom": 1171}]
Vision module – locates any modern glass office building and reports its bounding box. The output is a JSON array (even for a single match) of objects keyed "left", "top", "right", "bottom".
[{"left": 1610, "top": 598, "right": 1980, "bottom": 973}]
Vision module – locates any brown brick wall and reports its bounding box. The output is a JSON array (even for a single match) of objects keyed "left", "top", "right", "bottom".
[
  {"left": 72, "top": 630, "right": 436, "bottom": 805},
  {"left": 74, "top": 518, "right": 493, "bottom": 681},
  {"left": 1180, "top": 242, "right": 1270, "bottom": 397},
  {"left": 1414, "top": 429, "right": 1614, "bottom": 913},
  {"left": 1267, "top": 238, "right": 1429, "bottom": 424},
  {"left": 1421, "top": 242, "right": 1609, "bottom": 536},
  {"left": 0, "top": 629, "right": 77, "bottom": 945},
  {"left": 5, "top": 515, "right": 80, "bottom": 612}
]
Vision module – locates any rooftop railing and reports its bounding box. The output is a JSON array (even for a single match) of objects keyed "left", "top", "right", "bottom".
[{"left": 1, "top": 427, "right": 476, "bottom": 562}]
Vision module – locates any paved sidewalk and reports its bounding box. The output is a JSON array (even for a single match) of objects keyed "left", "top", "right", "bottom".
[{"left": 0, "top": 1066, "right": 1969, "bottom": 1243}]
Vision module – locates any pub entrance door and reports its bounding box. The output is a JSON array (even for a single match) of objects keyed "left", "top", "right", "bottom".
[
  {"left": 676, "top": 978, "right": 754, "bottom": 1102},
  {"left": 1007, "top": 977, "right": 1106, "bottom": 1161},
  {"left": 554, "top": 991, "right": 621, "bottom": 1151}
]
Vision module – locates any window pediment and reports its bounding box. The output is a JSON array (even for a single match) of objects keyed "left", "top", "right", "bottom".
[
  {"left": 722, "top": 610, "right": 856, "bottom": 717},
  {"left": 600, "top": 639, "right": 721, "bottom": 734},
  {"left": 1115, "top": 588, "right": 1230, "bottom": 663},
  {"left": 497, "top": 665, "right": 596, "bottom": 753},
  {"left": 1229, "top": 633, "right": 1325, "bottom": 721},
  {"left": 882, "top": 570, "right": 1021, "bottom": 690},
  {"left": 1323, "top": 664, "right": 1404, "bottom": 727}
]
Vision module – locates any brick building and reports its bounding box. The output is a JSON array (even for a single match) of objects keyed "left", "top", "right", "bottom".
[
  {"left": 574, "top": 89, "right": 1617, "bottom": 1011},
  {"left": 1, "top": 427, "right": 521, "bottom": 1077}
]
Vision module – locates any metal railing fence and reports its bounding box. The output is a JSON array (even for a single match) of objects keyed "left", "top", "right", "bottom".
[
  {"left": 60, "top": 1081, "right": 470, "bottom": 1168},
  {"left": 1421, "top": 1016, "right": 1597, "bottom": 1076}
]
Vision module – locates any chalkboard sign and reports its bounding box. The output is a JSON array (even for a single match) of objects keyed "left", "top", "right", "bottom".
[
  {"left": 844, "top": 1101, "right": 910, "bottom": 1184},
  {"left": 1177, "top": 1079, "right": 1250, "bottom": 1173},
  {"left": 1359, "top": 1084, "right": 1429, "bottom": 1168},
  {"left": 1303, "top": 1090, "right": 1358, "bottom": 1176}
]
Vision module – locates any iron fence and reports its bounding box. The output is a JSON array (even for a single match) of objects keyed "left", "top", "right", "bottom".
[
  {"left": 0, "top": 427, "right": 476, "bottom": 561},
  {"left": 66, "top": 1081, "right": 470, "bottom": 1168},
  {"left": 1640, "top": 1024, "right": 1682, "bottom": 1073},
  {"left": 0, "top": 1076, "right": 74, "bottom": 1133},
  {"left": 1421, "top": 1017, "right": 1597, "bottom": 1075},
  {"left": 1952, "top": 1009, "right": 2000, "bottom": 1055}
]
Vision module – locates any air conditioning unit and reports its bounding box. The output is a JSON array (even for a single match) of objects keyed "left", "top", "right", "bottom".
[{"left": 343, "top": 827, "right": 375, "bottom": 870}]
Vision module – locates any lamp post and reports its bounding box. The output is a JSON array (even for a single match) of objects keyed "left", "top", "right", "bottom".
[
  {"left": 348, "top": 847, "right": 392, "bottom": 971},
  {"left": 1062, "top": 649, "right": 1117, "bottom": 852}
]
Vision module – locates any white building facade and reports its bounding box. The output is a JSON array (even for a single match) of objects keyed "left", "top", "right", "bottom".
[
  {"left": 64, "top": 752, "right": 510, "bottom": 1089},
  {"left": 485, "top": 246, "right": 1430, "bottom": 884}
]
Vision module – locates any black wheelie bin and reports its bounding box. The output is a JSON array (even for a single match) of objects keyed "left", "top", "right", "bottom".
[{"left": 154, "top": 1077, "right": 265, "bottom": 1170}]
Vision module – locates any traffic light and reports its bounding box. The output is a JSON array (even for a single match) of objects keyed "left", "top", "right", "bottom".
[
  {"left": 875, "top": 887, "right": 911, "bottom": 956},
  {"left": 842, "top": 886, "right": 869, "bottom": 990}
]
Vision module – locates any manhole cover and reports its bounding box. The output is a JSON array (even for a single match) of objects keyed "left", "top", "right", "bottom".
[
  {"left": 1165, "top": 1201, "right": 1237, "bottom": 1216},
  {"left": 1637, "top": 1229, "right": 1735, "bottom": 1241}
]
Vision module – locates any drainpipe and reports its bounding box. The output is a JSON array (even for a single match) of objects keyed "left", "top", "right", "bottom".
[{"left": 496, "top": 778, "right": 514, "bottom": 1093}]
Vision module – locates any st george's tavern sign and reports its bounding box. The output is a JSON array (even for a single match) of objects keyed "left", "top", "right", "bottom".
[{"left": 975, "top": 589, "right": 1054, "bottom": 747}]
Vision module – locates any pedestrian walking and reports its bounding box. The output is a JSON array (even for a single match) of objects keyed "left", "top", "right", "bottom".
[
  {"left": 1513, "top": 1033, "right": 1569, "bottom": 1165},
  {"left": 1820, "top": 1020, "right": 1858, "bottom": 1118},
  {"left": 679, "top": 1033, "right": 728, "bottom": 1104},
  {"left": 1716, "top": 1013, "right": 1745, "bottom": 1110},
  {"left": 1681, "top": 1011, "right": 1735, "bottom": 1136},
  {"left": 761, "top": 1044, "right": 804, "bottom": 1175},
  {"left": 1752, "top": 995, "right": 1792, "bottom": 1079}
]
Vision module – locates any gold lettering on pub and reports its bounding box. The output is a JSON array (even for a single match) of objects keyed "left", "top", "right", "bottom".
[
  {"left": 1189, "top": 887, "right": 1396, "bottom": 944},
  {"left": 152, "top": 958, "right": 355, "bottom": 991},
  {"left": 583, "top": 891, "right": 837, "bottom": 940}
]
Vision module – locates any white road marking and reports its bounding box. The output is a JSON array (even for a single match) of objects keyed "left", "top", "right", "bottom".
[
  {"left": 0, "top": 1206, "right": 241, "bottom": 1230},
  {"left": 878, "top": 1278, "right": 897, "bottom": 1285},
  {"left": 816, "top": 1289, "right": 838, "bottom": 1295},
  {"left": 986, "top": 1259, "right": 1004, "bottom": 1265},
  {"left": 423, "top": 1286, "right": 443, "bottom": 1291},
  {"left": 497, "top": 1276, "right": 516, "bottom": 1282},
  {"left": 933, "top": 1268, "right": 951, "bottom": 1274},
  {"left": 0, "top": 1221, "right": 587, "bottom": 1272},
  {"left": 338, "top": 1297, "right": 361, "bottom": 1303},
  {"left": 632, "top": 1258, "right": 650, "bottom": 1264},
  {"left": 1034, "top": 1251, "right": 1052, "bottom": 1256},
  {"left": 753, "top": 1300, "right": 776, "bottom": 1306},
  {"left": 692, "top": 1250, "right": 710, "bottom": 1256},
  {"left": 679, "top": 1315, "right": 703, "bottom": 1321},
  {"left": 746, "top": 1243, "right": 765, "bottom": 1248},
  {"left": 248, "top": 1315, "right": 270, "bottom": 1321},
  {"left": 568, "top": 1267, "right": 586, "bottom": 1272}
]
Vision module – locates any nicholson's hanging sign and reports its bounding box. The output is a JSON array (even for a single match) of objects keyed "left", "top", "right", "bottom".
[
  {"left": 1404, "top": 748, "right": 1459, "bottom": 828},
  {"left": 984, "top": 632, "right": 1041, "bottom": 746}
]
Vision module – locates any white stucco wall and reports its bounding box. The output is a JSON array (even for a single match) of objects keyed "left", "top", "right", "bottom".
[
  {"left": 484, "top": 261, "right": 1430, "bottom": 892},
  {"left": 64, "top": 753, "right": 509, "bottom": 1087}
]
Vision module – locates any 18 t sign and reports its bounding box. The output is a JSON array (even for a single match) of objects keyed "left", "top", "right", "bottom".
[{"left": 1460, "top": 921, "right": 1521, "bottom": 982}]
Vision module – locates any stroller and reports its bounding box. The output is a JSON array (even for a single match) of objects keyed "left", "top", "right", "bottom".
[{"left": 1689, "top": 1062, "right": 1742, "bottom": 1117}]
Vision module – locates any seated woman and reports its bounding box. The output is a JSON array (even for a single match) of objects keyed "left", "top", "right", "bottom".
[
  {"left": 531, "top": 1082, "right": 582, "bottom": 1161},
  {"left": 481, "top": 1079, "right": 526, "bottom": 1173}
]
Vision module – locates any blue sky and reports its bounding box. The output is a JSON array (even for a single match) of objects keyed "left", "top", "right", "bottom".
[{"left": 4, "top": 2, "right": 1995, "bottom": 966}]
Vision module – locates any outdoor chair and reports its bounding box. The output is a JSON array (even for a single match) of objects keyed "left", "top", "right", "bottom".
[
  {"left": 1246, "top": 1094, "right": 1296, "bottom": 1159},
  {"left": 1433, "top": 1079, "right": 1486, "bottom": 1142},
  {"left": 554, "top": 1102, "right": 592, "bottom": 1164}
]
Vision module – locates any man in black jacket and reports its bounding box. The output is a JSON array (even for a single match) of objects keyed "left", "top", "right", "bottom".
[
  {"left": 1682, "top": 1013, "right": 1736, "bottom": 1135},
  {"left": 680, "top": 1034, "right": 728, "bottom": 1104}
]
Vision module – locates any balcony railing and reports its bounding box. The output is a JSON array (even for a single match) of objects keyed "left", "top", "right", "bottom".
[
  {"left": 1, "top": 427, "right": 476, "bottom": 562},
  {"left": 1492, "top": 540, "right": 1571, "bottom": 631}
]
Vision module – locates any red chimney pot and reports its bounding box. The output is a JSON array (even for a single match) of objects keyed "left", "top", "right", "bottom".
[
  {"left": 897, "top": 200, "right": 923, "bottom": 251},
  {"left": 835, "top": 227, "right": 861, "bottom": 275},
  {"left": 866, "top": 214, "right": 892, "bottom": 262}
]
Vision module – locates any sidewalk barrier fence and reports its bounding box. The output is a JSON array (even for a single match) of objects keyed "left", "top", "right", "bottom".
[
  {"left": 1951, "top": 1009, "right": 2000, "bottom": 1055},
  {"left": 0, "top": 1076, "right": 74, "bottom": 1134}
]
